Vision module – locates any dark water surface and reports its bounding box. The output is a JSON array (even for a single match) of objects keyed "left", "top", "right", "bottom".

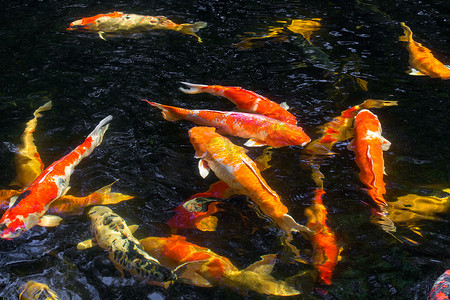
[{"left": 0, "top": 0, "right": 449, "bottom": 299}]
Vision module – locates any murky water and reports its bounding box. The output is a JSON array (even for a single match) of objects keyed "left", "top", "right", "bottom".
[{"left": 0, "top": 0, "right": 449, "bottom": 299}]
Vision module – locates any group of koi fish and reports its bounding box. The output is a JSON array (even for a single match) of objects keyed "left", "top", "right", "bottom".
[{"left": 4, "top": 10, "right": 450, "bottom": 299}]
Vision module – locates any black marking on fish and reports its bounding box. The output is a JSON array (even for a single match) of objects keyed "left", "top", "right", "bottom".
[{"left": 10, "top": 190, "right": 31, "bottom": 209}]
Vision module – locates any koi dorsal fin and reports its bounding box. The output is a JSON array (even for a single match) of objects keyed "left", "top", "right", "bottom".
[
  {"left": 240, "top": 157, "right": 277, "bottom": 198},
  {"left": 243, "top": 254, "right": 277, "bottom": 275}
]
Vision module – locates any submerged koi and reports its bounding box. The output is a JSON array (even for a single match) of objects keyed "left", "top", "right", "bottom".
[
  {"left": 283, "top": 18, "right": 321, "bottom": 44},
  {"left": 399, "top": 22, "right": 450, "bottom": 79},
  {"left": 13, "top": 101, "right": 52, "bottom": 188},
  {"left": 0, "top": 116, "right": 112, "bottom": 239},
  {"left": 303, "top": 99, "right": 398, "bottom": 156},
  {"left": 140, "top": 234, "right": 300, "bottom": 296},
  {"left": 19, "top": 280, "right": 59, "bottom": 300},
  {"left": 77, "top": 206, "right": 176, "bottom": 288},
  {"left": 189, "top": 127, "right": 311, "bottom": 254},
  {"left": 304, "top": 188, "right": 342, "bottom": 285},
  {"left": 347, "top": 110, "right": 390, "bottom": 212},
  {"left": 67, "top": 12, "right": 207, "bottom": 42},
  {"left": 143, "top": 100, "right": 310, "bottom": 148},
  {"left": 179, "top": 82, "right": 297, "bottom": 125}
]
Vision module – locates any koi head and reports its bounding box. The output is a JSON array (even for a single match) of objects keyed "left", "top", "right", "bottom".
[
  {"left": 0, "top": 212, "right": 41, "bottom": 239},
  {"left": 188, "top": 127, "right": 218, "bottom": 157},
  {"left": 354, "top": 109, "right": 380, "bottom": 130},
  {"left": 67, "top": 12, "right": 124, "bottom": 31}
]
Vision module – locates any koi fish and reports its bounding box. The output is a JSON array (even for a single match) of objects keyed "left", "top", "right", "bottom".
[
  {"left": 428, "top": 269, "right": 450, "bottom": 300},
  {"left": 179, "top": 82, "right": 297, "bottom": 125},
  {"left": 13, "top": 101, "right": 52, "bottom": 188},
  {"left": 283, "top": 18, "right": 321, "bottom": 44},
  {"left": 140, "top": 234, "right": 300, "bottom": 296},
  {"left": 189, "top": 126, "right": 311, "bottom": 255},
  {"left": 167, "top": 182, "right": 231, "bottom": 232},
  {"left": 19, "top": 280, "right": 59, "bottom": 300},
  {"left": 168, "top": 147, "right": 273, "bottom": 232},
  {"left": 347, "top": 110, "right": 390, "bottom": 212},
  {"left": 399, "top": 22, "right": 450, "bottom": 79},
  {"left": 0, "top": 183, "right": 133, "bottom": 218},
  {"left": 304, "top": 188, "right": 342, "bottom": 285},
  {"left": 0, "top": 115, "right": 112, "bottom": 239},
  {"left": 77, "top": 206, "right": 176, "bottom": 288},
  {"left": 303, "top": 99, "right": 398, "bottom": 156},
  {"left": 67, "top": 12, "right": 207, "bottom": 42},
  {"left": 143, "top": 100, "right": 310, "bottom": 148}
]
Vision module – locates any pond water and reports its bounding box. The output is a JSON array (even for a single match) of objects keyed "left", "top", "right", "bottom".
[{"left": 0, "top": 0, "right": 449, "bottom": 299}]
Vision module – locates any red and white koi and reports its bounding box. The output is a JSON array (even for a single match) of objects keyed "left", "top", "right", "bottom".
[
  {"left": 143, "top": 100, "right": 310, "bottom": 148},
  {"left": 179, "top": 82, "right": 297, "bottom": 125},
  {"left": 347, "top": 110, "right": 390, "bottom": 212},
  {"left": 67, "top": 12, "right": 207, "bottom": 42},
  {"left": 0, "top": 116, "right": 112, "bottom": 239}
]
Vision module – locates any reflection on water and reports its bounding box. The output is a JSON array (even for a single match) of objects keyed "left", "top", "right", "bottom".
[{"left": 0, "top": 0, "right": 449, "bottom": 299}]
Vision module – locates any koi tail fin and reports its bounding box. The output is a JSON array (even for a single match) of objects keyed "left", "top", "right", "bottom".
[
  {"left": 141, "top": 99, "right": 182, "bottom": 121},
  {"left": 399, "top": 22, "right": 413, "bottom": 42},
  {"left": 92, "top": 181, "right": 134, "bottom": 205},
  {"left": 86, "top": 115, "right": 112, "bottom": 149},
  {"left": 33, "top": 101, "right": 53, "bottom": 118},
  {"left": 179, "top": 82, "right": 208, "bottom": 94},
  {"left": 179, "top": 22, "right": 207, "bottom": 42},
  {"left": 231, "top": 254, "right": 301, "bottom": 296}
]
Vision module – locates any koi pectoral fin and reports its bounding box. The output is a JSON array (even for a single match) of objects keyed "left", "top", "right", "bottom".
[
  {"left": 98, "top": 32, "right": 106, "bottom": 41},
  {"left": 244, "top": 139, "right": 266, "bottom": 147},
  {"left": 174, "top": 260, "right": 213, "bottom": 288},
  {"left": 128, "top": 224, "right": 139, "bottom": 234},
  {"left": 38, "top": 215, "right": 63, "bottom": 227},
  {"left": 280, "top": 102, "right": 290, "bottom": 110},
  {"left": 407, "top": 68, "right": 426, "bottom": 76},
  {"left": 198, "top": 159, "right": 210, "bottom": 178},
  {"left": 77, "top": 238, "right": 97, "bottom": 250}
]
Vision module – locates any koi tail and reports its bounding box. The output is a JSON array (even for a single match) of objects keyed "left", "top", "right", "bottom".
[
  {"left": 178, "top": 22, "right": 207, "bottom": 42},
  {"left": 398, "top": 22, "right": 413, "bottom": 42},
  {"left": 92, "top": 181, "right": 134, "bottom": 205},
  {"left": 86, "top": 115, "right": 112, "bottom": 150},
  {"left": 231, "top": 254, "right": 301, "bottom": 296},
  {"left": 141, "top": 99, "right": 182, "bottom": 121},
  {"left": 179, "top": 82, "right": 209, "bottom": 94}
]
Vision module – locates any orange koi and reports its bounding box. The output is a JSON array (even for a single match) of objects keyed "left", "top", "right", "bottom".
[
  {"left": 179, "top": 82, "right": 297, "bottom": 125},
  {"left": 140, "top": 234, "right": 300, "bottom": 296},
  {"left": 143, "top": 100, "right": 310, "bottom": 148},
  {"left": 0, "top": 116, "right": 112, "bottom": 239},
  {"left": 347, "top": 110, "right": 390, "bottom": 212},
  {"left": 303, "top": 99, "right": 398, "bottom": 156},
  {"left": 67, "top": 12, "right": 207, "bottom": 42},
  {"left": 399, "top": 22, "right": 450, "bottom": 79},
  {"left": 189, "top": 127, "right": 311, "bottom": 253},
  {"left": 13, "top": 101, "right": 52, "bottom": 188},
  {"left": 304, "top": 188, "right": 342, "bottom": 285},
  {"left": 168, "top": 147, "right": 273, "bottom": 231}
]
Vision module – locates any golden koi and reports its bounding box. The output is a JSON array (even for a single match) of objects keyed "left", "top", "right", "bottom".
[
  {"left": 283, "top": 18, "right": 322, "bottom": 43},
  {"left": 140, "top": 234, "right": 300, "bottom": 296},
  {"left": 143, "top": 100, "right": 310, "bottom": 148},
  {"left": 303, "top": 99, "right": 398, "bottom": 156},
  {"left": 179, "top": 82, "right": 297, "bottom": 125},
  {"left": 189, "top": 126, "right": 311, "bottom": 254},
  {"left": 304, "top": 188, "right": 342, "bottom": 285},
  {"left": 77, "top": 206, "right": 176, "bottom": 288},
  {"left": 0, "top": 116, "right": 112, "bottom": 239},
  {"left": 347, "top": 110, "right": 390, "bottom": 212},
  {"left": 19, "top": 280, "right": 60, "bottom": 300},
  {"left": 399, "top": 22, "right": 450, "bottom": 79},
  {"left": 13, "top": 101, "right": 52, "bottom": 188},
  {"left": 67, "top": 12, "right": 207, "bottom": 42}
]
